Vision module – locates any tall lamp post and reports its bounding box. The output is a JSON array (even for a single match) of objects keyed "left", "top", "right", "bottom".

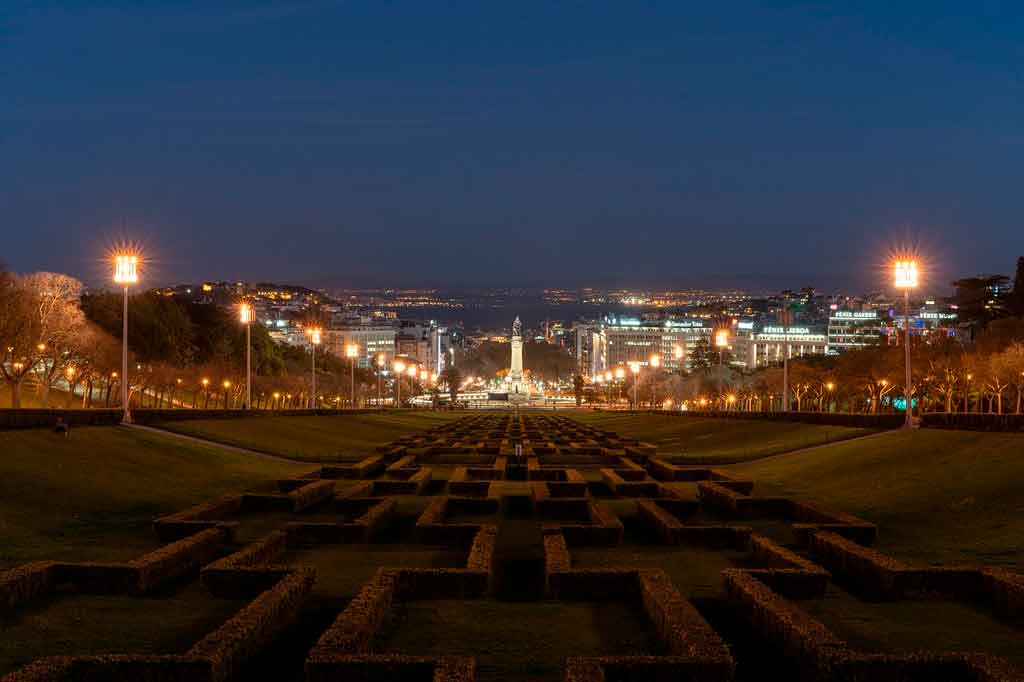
[
  {"left": 629, "top": 361, "right": 641, "bottom": 410},
  {"left": 615, "top": 366, "right": 625, "bottom": 406},
  {"left": 113, "top": 254, "right": 138, "bottom": 423},
  {"left": 649, "top": 353, "right": 661, "bottom": 408},
  {"left": 894, "top": 259, "right": 919, "bottom": 428},
  {"left": 376, "top": 354, "right": 386, "bottom": 409},
  {"left": 781, "top": 305, "right": 791, "bottom": 412},
  {"left": 345, "top": 343, "right": 359, "bottom": 409},
  {"left": 714, "top": 329, "right": 729, "bottom": 367},
  {"left": 307, "top": 327, "right": 321, "bottom": 409},
  {"left": 239, "top": 302, "right": 253, "bottom": 409},
  {"left": 394, "top": 360, "right": 406, "bottom": 408}
]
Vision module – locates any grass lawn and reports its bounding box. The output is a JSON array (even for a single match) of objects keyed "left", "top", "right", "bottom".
[
  {"left": 158, "top": 411, "right": 468, "bottom": 461},
  {"left": 731, "top": 429, "right": 1024, "bottom": 571},
  {"left": 567, "top": 412, "right": 876, "bottom": 463},
  {"left": 0, "top": 426, "right": 305, "bottom": 570},
  {"left": 801, "top": 584, "right": 1024, "bottom": 668},
  {"left": 0, "top": 581, "right": 246, "bottom": 676},
  {"left": 377, "top": 599, "right": 663, "bottom": 682}
]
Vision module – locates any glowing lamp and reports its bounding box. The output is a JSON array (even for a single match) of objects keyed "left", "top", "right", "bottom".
[
  {"left": 239, "top": 302, "right": 253, "bottom": 324},
  {"left": 673, "top": 344, "right": 683, "bottom": 359},
  {"left": 113, "top": 254, "right": 138, "bottom": 284},
  {"left": 715, "top": 330, "right": 729, "bottom": 348},
  {"left": 649, "top": 353, "right": 661, "bottom": 368},
  {"left": 307, "top": 327, "right": 322, "bottom": 345},
  {"left": 894, "top": 260, "right": 919, "bottom": 289},
  {"left": 394, "top": 360, "right": 406, "bottom": 374},
  {"left": 407, "top": 365, "right": 417, "bottom": 378},
  {"left": 615, "top": 367, "right": 625, "bottom": 379}
]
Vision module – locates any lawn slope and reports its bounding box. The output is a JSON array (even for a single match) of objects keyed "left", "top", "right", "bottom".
[
  {"left": 731, "top": 429, "right": 1024, "bottom": 570},
  {"left": 0, "top": 426, "right": 305, "bottom": 569},
  {"left": 569, "top": 412, "right": 874, "bottom": 463},
  {"left": 158, "top": 411, "right": 466, "bottom": 461}
]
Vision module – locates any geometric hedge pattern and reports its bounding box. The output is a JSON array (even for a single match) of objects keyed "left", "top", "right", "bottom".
[{"left": 1, "top": 413, "right": 1021, "bottom": 682}]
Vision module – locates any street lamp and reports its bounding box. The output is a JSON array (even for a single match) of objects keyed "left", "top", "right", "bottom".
[
  {"left": 307, "top": 327, "right": 322, "bottom": 410},
  {"left": 239, "top": 302, "right": 253, "bottom": 409},
  {"left": 222, "top": 380, "right": 232, "bottom": 409},
  {"left": 894, "top": 259, "right": 919, "bottom": 428},
  {"left": 714, "top": 329, "right": 729, "bottom": 364},
  {"left": 345, "top": 343, "right": 359, "bottom": 409},
  {"left": 394, "top": 360, "right": 406, "bottom": 408},
  {"left": 649, "top": 353, "right": 661, "bottom": 408},
  {"left": 376, "top": 354, "right": 386, "bottom": 409},
  {"left": 629, "top": 361, "right": 641, "bottom": 410},
  {"left": 113, "top": 253, "right": 138, "bottom": 423}
]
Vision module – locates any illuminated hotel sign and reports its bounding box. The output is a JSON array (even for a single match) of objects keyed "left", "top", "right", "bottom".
[
  {"left": 920, "top": 312, "right": 957, "bottom": 320},
  {"left": 830, "top": 311, "right": 877, "bottom": 319},
  {"left": 762, "top": 326, "right": 812, "bottom": 335}
]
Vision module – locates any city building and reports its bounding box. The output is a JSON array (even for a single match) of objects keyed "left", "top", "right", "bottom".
[
  {"left": 827, "top": 308, "right": 884, "bottom": 353},
  {"left": 573, "top": 314, "right": 710, "bottom": 376}
]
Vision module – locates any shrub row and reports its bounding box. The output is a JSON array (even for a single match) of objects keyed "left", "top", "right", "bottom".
[
  {"left": 321, "top": 456, "right": 385, "bottom": 480},
  {"left": 532, "top": 487, "right": 591, "bottom": 522},
  {"left": 746, "top": 535, "right": 831, "bottom": 599},
  {"left": 372, "top": 467, "right": 432, "bottom": 495},
  {"left": 0, "top": 409, "right": 122, "bottom": 430},
  {"left": 241, "top": 479, "right": 335, "bottom": 513},
  {"left": 2, "top": 528, "right": 227, "bottom": 608},
  {"left": 647, "top": 459, "right": 754, "bottom": 491},
  {"left": 447, "top": 468, "right": 495, "bottom": 497},
  {"left": 697, "top": 481, "right": 791, "bottom": 518},
  {"left": 545, "top": 501, "right": 624, "bottom": 547},
  {"left": 789, "top": 500, "right": 878, "bottom": 546},
  {"left": 154, "top": 495, "right": 242, "bottom": 542},
  {"left": 305, "top": 655, "right": 474, "bottom": 682},
  {"left": 652, "top": 409, "right": 905, "bottom": 429},
  {"left": 189, "top": 567, "right": 315, "bottom": 682},
  {"left": 600, "top": 468, "right": 662, "bottom": 498},
  {"left": 723, "top": 567, "right": 1024, "bottom": 681},
  {"left": 723, "top": 568, "right": 845, "bottom": 675},
  {"left": 415, "top": 497, "right": 498, "bottom": 546},
  {"left": 201, "top": 530, "right": 290, "bottom": 598},
  {"left": 922, "top": 412, "right": 1024, "bottom": 432},
  {"left": 809, "top": 531, "right": 1024, "bottom": 614},
  {"left": 637, "top": 500, "right": 751, "bottom": 549},
  {"left": 0, "top": 562, "right": 58, "bottom": 612},
  {"left": 310, "top": 570, "right": 396, "bottom": 658},
  {"left": 1, "top": 566, "right": 315, "bottom": 682},
  {"left": 638, "top": 569, "right": 734, "bottom": 673},
  {"left": 286, "top": 498, "right": 397, "bottom": 545},
  {"left": 386, "top": 454, "right": 418, "bottom": 471}
]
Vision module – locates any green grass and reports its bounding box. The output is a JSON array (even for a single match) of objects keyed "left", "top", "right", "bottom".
[
  {"left": 0, "top": 581, "right": 246, "bottom": 676},
  {"left": 0, "top": 426, "right": 306, "bottom": 569},
  {"left": 158, "top": 411, "right": 468, "bottom": 461},
  {"left": 801, "top": 584, "right": 1024, "bottom": 668},
  {"left": 731, "top": 429, "right": 1024, "bottom": 571},
  {"left": 377, "top": 599, "right": 662, "bottom": 682},
  {"left": 568, "top": 412, "right": 875, "bottom": 463}
]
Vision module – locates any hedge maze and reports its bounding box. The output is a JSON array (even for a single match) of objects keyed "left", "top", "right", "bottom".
[{"left": 2, "top": 413, "right": 1022, "bottom": 681}]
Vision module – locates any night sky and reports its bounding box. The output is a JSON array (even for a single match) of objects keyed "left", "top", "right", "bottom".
[{"left": 3, "top": 2, "right": 1022, "bottom": 292}]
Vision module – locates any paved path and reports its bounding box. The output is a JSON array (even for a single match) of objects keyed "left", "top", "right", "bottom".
[{"left": 123, "top": 423, "right": 309, "bottom": 465}]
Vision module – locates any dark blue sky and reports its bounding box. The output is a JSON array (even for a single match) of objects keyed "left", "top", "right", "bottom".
[{"left": 2, "top": 1, "right": 1022, "bottom": 292}]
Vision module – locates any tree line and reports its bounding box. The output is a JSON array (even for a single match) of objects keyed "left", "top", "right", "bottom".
[{"left": 0, "top": 267, "right": 432, "bottom": 409}]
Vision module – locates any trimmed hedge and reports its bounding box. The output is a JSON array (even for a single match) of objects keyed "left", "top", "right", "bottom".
[
  {"left": 201, "top": 530, "right": 290, "bottom": 598},
  {"left": 153, "top": 495, "right": 242, "bottom": 542},
  {"left": 0, "top": 562, "right": 58, "bottom": 612},
  {"left": 922, "top": 412, "right": 1024, "bottom": 432},
  {"left": 189, "top": 567, "right": 315, "bottom": 682},
  {"left": 286, "top": 498, "right": 397, "bottom": 545},
  {"left": 321, "top": 456, "right": 385, "bottom": 480},
  {"left": 649, "top": 409, "right": 904, "bottom": 429}
]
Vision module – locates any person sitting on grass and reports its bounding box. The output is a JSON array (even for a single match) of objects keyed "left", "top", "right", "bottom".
[{"left": 53, "top": 416, "right": 69, "bottom": 437}]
